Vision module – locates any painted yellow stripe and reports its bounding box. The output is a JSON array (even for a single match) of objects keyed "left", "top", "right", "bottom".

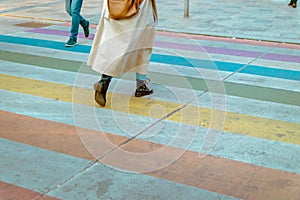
[{"left": 1, "top": 73, "right": 300, "bottom": 145}]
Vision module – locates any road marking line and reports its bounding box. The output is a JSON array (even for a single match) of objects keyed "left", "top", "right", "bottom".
[{"left": 1, "top": 74, "right": 299, "bottom": 145}]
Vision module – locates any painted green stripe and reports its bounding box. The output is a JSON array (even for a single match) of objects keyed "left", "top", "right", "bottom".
[
  {"left": 223, "top": 81, "right": 300, "bottom": 106},
  {"left": 0, "top": 50, "right": 90, "bottom": 74},
  {"left": 1, "top": 50, "right": 300, "bottom": 106},
  {"left": 149, "top": 72, "right": 300, "bottom": 106}
]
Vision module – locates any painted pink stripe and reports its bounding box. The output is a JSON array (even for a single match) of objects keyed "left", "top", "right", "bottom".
[
  {"left": 157, "top": 31, "right": 300, "bottom": 50},
  {"left": 59, "top": 22, "right": 300, "bottom": 50},
  {"left": 26, "top": 28, "right": 300, "bottom": 63},
  {"left": 27, "top": 28, "right": 91, "bottom": 39},
  {"left": 59, "top": 22, "right": 97, "bottom": 29},
  {"left": 278, "top": 43, "right": 300, "bottom": 50}
]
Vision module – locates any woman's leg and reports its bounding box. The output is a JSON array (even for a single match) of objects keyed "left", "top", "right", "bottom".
[
  {"left": 135, "top": 73, "right": 153, "bottom": 97},
  {"left": 288, "top": 0, "right": 297, "bottom": 7},
  {"left": 94, "top": 74, "right": 112, "bottom": 106}
]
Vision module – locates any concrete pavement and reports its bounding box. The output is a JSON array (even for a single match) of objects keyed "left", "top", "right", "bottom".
[
  {"left": 1, "top": 0, "right": 300, "bottom": 43},
  {"left": 1, "top": 0, "right": 300, "bottom": 199}
]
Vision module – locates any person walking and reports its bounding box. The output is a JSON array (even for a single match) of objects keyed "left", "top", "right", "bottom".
[
  {"left": 65, "top": 0, "right": 90, "bottom": 47},
  {"left": 87, "top": 0, "right": 158, "bottom": 106},
  {"left": 288, "top": 0, "right": 297, "bottom": 8}
]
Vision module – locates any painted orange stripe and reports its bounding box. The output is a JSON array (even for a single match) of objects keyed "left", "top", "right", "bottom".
[
  {"left": 1, "top": 110, "right": 300, "bottom": 199},
  {"left": 0, "top": 181, "right": 59, "bottom": 200}
]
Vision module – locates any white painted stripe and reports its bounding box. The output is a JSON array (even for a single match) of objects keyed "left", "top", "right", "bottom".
[{"left": 226, "top": 72, "right": 300, "bottom": 92}]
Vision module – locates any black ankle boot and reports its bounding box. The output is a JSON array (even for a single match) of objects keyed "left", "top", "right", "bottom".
[
  {"left": 293, "top": 1, "right": 297, "bottom": 7},
  {"left": 94, "top": 75, "right": 111, "bottom": 106},
  {"left": 288, "top": 0, "right": 297, "bottom": 7},
  {"left": 135, "top": 79, "right": 153, "bottom": 97}
]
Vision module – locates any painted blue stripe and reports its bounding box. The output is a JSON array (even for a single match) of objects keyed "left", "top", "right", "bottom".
[
  {"left": 1, "top": 34, "right": 299, "bottom": 81},
  {"left": 151, "top": 53, "right": 244, "bottom": 71},
  {"left": 0, "top": 34, "right": 89, "bottom": 53},
  {"left": 240, "top": 65, "right": 300, "bottom": 80}
]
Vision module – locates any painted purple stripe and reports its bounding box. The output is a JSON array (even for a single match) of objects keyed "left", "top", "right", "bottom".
[
  {"left": 26, "top": 28, "right": 93, "bottom": 39},
  {"left": 26, "top": 28, "right": 300, "bottom": 63},
  {"left": 262, "top": 54, "right": 300, "bottom": 63},
  {"left": 154, "top": 41, "right": 300, "bottom": 63}
]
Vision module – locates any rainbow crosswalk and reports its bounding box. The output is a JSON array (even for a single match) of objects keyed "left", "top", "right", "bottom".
[{"left": 1, "top": 20, "right": 300, "bottom": 200}]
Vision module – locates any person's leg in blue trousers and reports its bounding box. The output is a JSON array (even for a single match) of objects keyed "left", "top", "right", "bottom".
[{"left": 65, "top": 0, "right": 89, "bottom": 47}]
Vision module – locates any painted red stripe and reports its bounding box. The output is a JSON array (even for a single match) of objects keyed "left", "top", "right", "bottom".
[
  {"left": 0, "top": 181, "right": 59, "bottom": 200},
  {"left": 1, "top": 110, "right": 300, "bottom": 199}
]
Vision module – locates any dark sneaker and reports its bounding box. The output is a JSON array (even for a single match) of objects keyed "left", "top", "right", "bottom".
[
  {"left": 135, "top": 79, "right": 153, "bottom": 97},
  {"left": 292, "top": 3, "right": 297, "bottom": 7},
  {"left": 94, "top": 79, "right": 110, "bottom": 106},
  {"left": 65, "top": 38, "right": 77, "bottom": 47},
  {"left": 83, "top": 21, "right": 90, "bottom": 38},
  {"left": 288, "top": 0, "right": 293, "bottom": 6}
]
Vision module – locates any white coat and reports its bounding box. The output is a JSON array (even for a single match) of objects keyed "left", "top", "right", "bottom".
[{"left": 87, "top": 0, "right": 158, "bottom": 77}]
